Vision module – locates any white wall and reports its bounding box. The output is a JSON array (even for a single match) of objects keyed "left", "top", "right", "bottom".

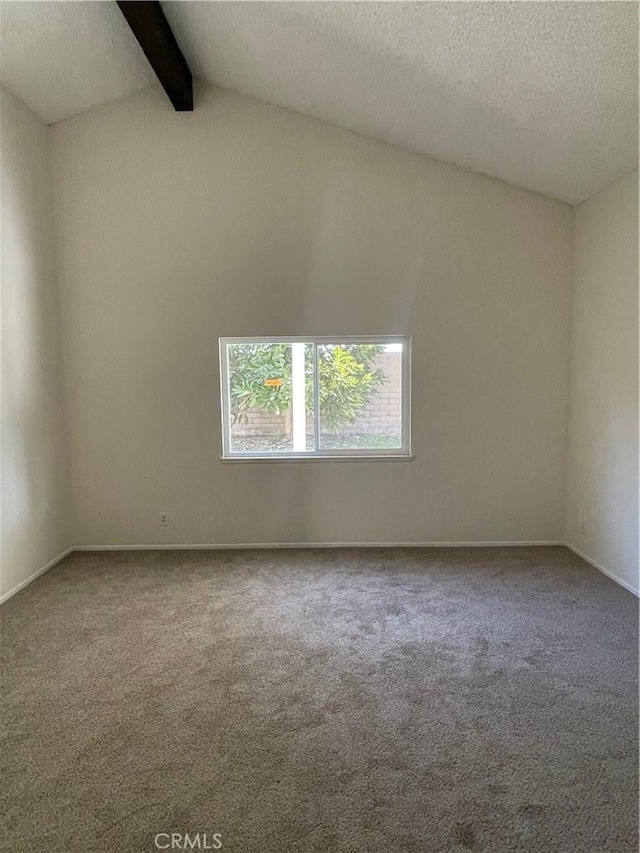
[
  {"left": 51, "top": 84, "right": 573, "bottom": 547},
  {"left": 565, "top": 170, "right": 639, "bottom": 593},
  {"left": 0, "top": 86, "right": 71, "bottom": 599}
]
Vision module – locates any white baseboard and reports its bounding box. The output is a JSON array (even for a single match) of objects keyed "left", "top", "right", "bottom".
[
  {"left": 8, "top": 542, "right": 634, "bottom": 603},
  {"left": 73, "top": 540, "right": 564, "bottom": 551},
  {"left": 564, "top": 542, "right": 639, "bottom": 597},
  {"left": 0, "top": 547, "right": 73, "bottom": 605}
]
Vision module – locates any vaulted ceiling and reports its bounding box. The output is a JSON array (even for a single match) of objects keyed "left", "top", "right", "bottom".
[{"left": 0, "top": 1, "right": 637, "bottom": 204}]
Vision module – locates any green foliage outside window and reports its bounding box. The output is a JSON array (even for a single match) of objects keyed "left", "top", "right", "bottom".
[{"left": 228, "top": 343, "right": 385, "bottom": 432}]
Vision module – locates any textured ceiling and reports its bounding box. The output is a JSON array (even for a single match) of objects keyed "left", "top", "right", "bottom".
[
  {"left": 1, "top": 2, "right": 638, "bottom": 204},
  {"left": 0, "top": 1, "right": 153, "bottom": 124},
  {"left": 162, "top": 1, "right": 638, "bottom": 204}
]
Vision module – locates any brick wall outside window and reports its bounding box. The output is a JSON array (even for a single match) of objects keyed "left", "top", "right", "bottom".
[{"left": 231, "top": 352, "right": 402, "bottom": 438}]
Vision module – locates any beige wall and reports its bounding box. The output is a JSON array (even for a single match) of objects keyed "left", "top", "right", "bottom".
[
  {"left": 0, "top": 86, "right": 70, "bottom": 599},
  {"left": 565, "top": 170, "right": 639, "bottom": 593},
  {"left": 51, "top": 84, "right": 573, "bottom": 547}
]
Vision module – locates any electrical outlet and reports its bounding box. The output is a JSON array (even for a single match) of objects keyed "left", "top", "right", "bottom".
[{"left": 160, "top": 512, "right": 169, "bottom": 526}]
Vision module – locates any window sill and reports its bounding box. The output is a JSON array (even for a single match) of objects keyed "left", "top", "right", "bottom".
[{"left": 220, "top": 454, "right": 415, "bottom": 463}]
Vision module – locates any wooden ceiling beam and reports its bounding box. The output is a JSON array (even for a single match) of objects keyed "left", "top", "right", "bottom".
[{"left": 117, "top": 1, "right": 193, "bottom": 111}]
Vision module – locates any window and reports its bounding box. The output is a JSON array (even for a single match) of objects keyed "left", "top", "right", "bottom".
[{"left": 219, "top": 336, "right": 411, "bottom": 459}]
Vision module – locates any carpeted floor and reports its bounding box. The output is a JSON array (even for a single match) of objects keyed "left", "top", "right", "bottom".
[{"left": 1, "top": 547, "right": 638, "bottom": 853}]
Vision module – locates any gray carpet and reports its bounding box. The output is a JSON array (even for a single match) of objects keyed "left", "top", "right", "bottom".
[{"left": 1, "top": 547, "right": 638, "bottom": 853}]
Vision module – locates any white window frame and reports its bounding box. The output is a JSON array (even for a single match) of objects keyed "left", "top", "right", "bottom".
[{"left": 219, "top": 336, "right": 412, "bottom": 461}]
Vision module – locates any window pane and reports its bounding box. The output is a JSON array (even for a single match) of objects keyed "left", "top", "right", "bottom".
[
  {"left": 318, "top": 342, "right": 403, "bottom": 450},
  {"left": 227, "top": 342, "right": 315, "bottom": 453}
]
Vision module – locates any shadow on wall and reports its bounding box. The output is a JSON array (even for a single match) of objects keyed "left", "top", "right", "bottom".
[{"left": 1, "top": 92, "right": 69, "bottom": 596}]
